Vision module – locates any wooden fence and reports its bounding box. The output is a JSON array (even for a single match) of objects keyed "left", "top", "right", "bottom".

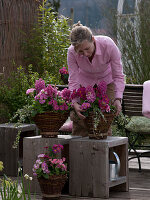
[{"left": 0, "top": 0, "right": 41, "bottom": 79}]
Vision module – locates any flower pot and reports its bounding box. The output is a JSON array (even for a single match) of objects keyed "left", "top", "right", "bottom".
[
  {"left": 38, "top": 174, "right": 67, "bottom": 199},
  {"left": 85, "top": 112, "right": 115, "bottom": 139},
  {"left": 33, "top": 111, "right": 69, "bottom": 138}
]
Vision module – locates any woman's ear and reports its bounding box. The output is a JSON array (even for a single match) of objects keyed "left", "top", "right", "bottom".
[{"left": 92, "top": 36, "right": 95, "bottom": 42}]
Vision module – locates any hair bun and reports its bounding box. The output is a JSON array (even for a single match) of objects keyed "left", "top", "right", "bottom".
[{"left": 72, "top": 21, "right": 83, "bottom": 28}]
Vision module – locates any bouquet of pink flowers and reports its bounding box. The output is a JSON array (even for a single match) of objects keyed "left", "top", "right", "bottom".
[
  {"left": 32, "top": 144, "right": 68, "bottom": 179},
  {"left": 26, "top": 78, "right": 72, "bottom": 116},
  {"left": 71, "top": 81, "right": 115, "bottom": 117}
]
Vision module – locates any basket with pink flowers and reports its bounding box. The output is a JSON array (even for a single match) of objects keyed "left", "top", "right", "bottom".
[
  {"left": 26, "top": 78, "right": 72, "bottom": 137},
  {"left": 71, "top": 81, "right": 116, "bottom": 139}
]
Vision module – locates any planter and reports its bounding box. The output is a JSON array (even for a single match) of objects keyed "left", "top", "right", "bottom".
[
  {"left": 38, "top": 174, "right": 67, "bottom": 199},
  {"left": 33, "top": 111, "right": 69, "bottom": 138},
  {"left": 85, "top": 112, "right": 115, "bottom": 139}
]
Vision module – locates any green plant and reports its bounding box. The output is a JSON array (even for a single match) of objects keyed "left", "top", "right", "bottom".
[
  {"left": 0, "top": 163, "right": 33, "bottom": 200},
  {"left": 117, "top": 0, "right": 150, "bottom": 84},
  {"left": 22, "top": 0, "right": 71, "bottom": 83}
]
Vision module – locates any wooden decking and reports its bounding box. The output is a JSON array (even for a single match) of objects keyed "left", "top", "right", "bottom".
[
  {"left": 0, "top": 157, "right": 150, "bottom": 200},
  {"left": 33, "top": 157, "right": 150, "bottom": 200}
]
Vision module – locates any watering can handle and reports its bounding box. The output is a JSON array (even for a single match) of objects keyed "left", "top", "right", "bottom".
[{"left": 113, "top": 152, "right": 120, "bottom": 174}]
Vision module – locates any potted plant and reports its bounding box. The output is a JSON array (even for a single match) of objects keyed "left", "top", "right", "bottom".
[
  {"left": 32, "top": 144, "right": 68, "bottom": 199},
  {"left": 11, "top": 78, "right": 72, "bottom": 139},
  {"left": 71, "top": 81, "right": 116, "bottom": 139},
  {"left": 59, "top": 67, "right": 69, "bottom": 85}
]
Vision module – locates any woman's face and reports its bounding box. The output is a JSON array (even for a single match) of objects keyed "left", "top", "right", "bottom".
[{"left": 74, "top": 38, "right": 95, "bottom": 58}]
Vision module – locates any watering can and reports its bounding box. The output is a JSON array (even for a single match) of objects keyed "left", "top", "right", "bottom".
[{"left": 109, "top": 151, "right": 120, "bottom": 181}]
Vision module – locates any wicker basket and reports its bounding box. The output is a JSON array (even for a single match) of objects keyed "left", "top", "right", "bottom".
[
  {"left": 33, "top": 111, "right": 69, "bottom": 138},
  {"left": 38, "top": 174, "right": 67, "bottom": 198},
  {"left": 85, "top": 112, "right": 115, "bottom": 140}
]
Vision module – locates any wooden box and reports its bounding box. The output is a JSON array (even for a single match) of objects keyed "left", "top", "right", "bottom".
[{"left": 69, "top": 136, "right": 129, "bottom": 198}]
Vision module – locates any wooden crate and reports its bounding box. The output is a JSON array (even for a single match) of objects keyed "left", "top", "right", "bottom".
[
  {"left": 0, "top": 123, "right": 37, "bottom": 176},
  {"left": 69, "top": 136, "right": 129, "bottom": 198}
]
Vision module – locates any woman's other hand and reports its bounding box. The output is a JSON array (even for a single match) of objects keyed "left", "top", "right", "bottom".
[{"left": 113, "top": 99, "right": 122, "bottom": 116}]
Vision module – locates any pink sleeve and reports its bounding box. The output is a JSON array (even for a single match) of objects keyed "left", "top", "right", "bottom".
[
  {"left": 142, "top": 81, "right": 150, "bottom": 118},
  {"left": 108, "top": 38, "right": 125, "bottom": 99},
  {"left": 67, "top": 47, "right": 80, "bottom": 103}
]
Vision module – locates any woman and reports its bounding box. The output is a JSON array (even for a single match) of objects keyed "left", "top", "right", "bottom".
[{"left": 67, "top": 22, "right": 125, "bottom": 136}]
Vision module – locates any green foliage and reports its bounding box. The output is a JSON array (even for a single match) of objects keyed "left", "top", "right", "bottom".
[
  {"left": 0, "top": 65, "right": 58, "bottom": 122},
  {"left": 22, "top": 0, "right": 71, "bottom": 83},
  {"left": 117, "top": 0, "right": 150, "bottom": 84},
  {"left": 0, "top": 173, "right": 33, "bottom": 200}
]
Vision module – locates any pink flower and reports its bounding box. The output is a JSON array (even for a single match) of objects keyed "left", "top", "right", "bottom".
[
  {"left": 59, "top": 67, "right": 68, "bottom": 75},
  {"left": 86, "top": 85, "right": 96, "bottom": 103},
  {"left": 77, "top": 87, "right": 86, "bottom": 100},
  {"left": 26, "top": 88, "right": 35, "bottom": 95},
  {"left": 35, "top": 78, "right": 46, "bottom": 93},
  {"left": 80, "top": 102, "right": 91, "bottom": 110},
  {"left": 61, "top": 88, "right": 71, "bottom": 101}
]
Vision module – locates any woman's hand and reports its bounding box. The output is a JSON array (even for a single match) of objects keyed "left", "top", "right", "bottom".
[
  {"left": 113, "top": 99, "right": 122, "bottom": 116},
  {"left": 73, "top": 102, "right": 86, "bottom": 120}
]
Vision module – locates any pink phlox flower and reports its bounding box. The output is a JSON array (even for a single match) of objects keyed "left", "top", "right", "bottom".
[
  {"left": 61, "top": 88, "right": 71, "bottom": 101},
  {"left": 105, "top": 104, "right": 110, "bottom": 112},
  {"left": 61, "top": 164, "right": 67, "bottom": 171},
  {"left": 33, "top": 172, "right": 37, "bottom": 176},
  {"left": 59, "top": 67, "right": 68, "bottom": 75},
  {"left": 53, "top": 104, "right": 59, "bottom": 111},
  {"left": 59, "top": 104, "right": 65, "bottom": 111},
  {"left": 62, "top": 157, "right": 66, "bottom": 162},
  {"left": 36, "top": 159, "right": 42, "bottom": 165},
  {"left": 77, "top": 87, "right": 86, "bottom": 100},
  {"left": 71, "top": 89, "right": 77, "bottom": 99},
  {"left": 50, "top": 159, "right": 58, "bottom": 164},
  {"left": 33, "top": 163, "right": 39, "bottom": 170},
  {"left": 80, "top": 102, "right": 91, "bottom": 110},
  {"left": 86, "top": 85, "right": 96, "bottom": 103},
  {"left": 45, "top": 84, "right": 57, "bottom": 98},
  {"left": 38, "top": 154, "right": 45, "bottom": 158},
  {"left": 52, "top": 144, "right": 63, "bottom": 154},
  {"left": 101, "top": 94, "right": 109, "bottom": 104},
  {"left": 63, "top": 103, "right": 68, "bottom": 110},
  {"left": 35, "top": 78, "right": 46, "bottom": 93},
  {"left": 41, "top": 162, "right": 49, "bottom": 173},
  {"left": 26, "top": 88, "right": 35, "bottom": 95},
  {"left": 97, "top": 81, "right": 107, "bottom": 95},
  {"left": 48, "top": 99, "right": 53, "bottom": 105},
  {"left": 98, "top": 99, "right": 110, "bottom": 112}
]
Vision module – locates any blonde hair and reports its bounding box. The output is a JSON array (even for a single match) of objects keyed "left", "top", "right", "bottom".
[{"left": 70, "top": 21, "right": 93, "bottom": 46}]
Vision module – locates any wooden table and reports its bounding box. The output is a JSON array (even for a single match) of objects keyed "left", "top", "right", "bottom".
[{"left": 69, "top": 136, "right": 129, "bottom": 198}]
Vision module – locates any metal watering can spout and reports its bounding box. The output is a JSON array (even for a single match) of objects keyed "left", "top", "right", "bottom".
[{"left": 109, "top": 151, "right": 120, "bottom": 181}]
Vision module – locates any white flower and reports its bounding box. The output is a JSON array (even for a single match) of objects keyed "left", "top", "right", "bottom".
[{"left": 24, "top": 174, "right": 29, "bottom": 180}]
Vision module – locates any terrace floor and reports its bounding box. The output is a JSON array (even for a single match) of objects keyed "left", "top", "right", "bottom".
[{"left": 1, "top": 156, "right": 150, "bottom": 200}]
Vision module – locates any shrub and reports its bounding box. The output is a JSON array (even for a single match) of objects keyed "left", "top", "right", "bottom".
[{"left": 22, "top": 0, "right": 71, "bottom": 83}]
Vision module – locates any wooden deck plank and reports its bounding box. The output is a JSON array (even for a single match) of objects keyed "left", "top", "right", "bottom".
[{"left": 0, "top": 157, "right": 150, "bottom": 199}]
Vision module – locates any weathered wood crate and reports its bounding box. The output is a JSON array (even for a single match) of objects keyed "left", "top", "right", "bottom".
[
  {"left": 69, "top": 136, "right": 129, "bottom": 199},
  {"left": 0, "top": 123, "right": 37, "bottom": 176}
]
